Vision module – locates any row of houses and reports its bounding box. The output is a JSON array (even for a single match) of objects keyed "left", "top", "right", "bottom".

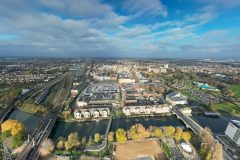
[
  {"left": 74, "top": 107, "right": 110, "bottom": 119},
  {"left": 122, "top": 104, "right": 171, "bottom": 116}
]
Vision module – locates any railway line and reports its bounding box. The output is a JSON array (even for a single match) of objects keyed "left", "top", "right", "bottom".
[{"left": 15, "top": 72, "right": 73, "bottom": 160}]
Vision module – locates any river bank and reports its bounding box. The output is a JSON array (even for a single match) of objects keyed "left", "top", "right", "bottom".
[{"left": 7, "top": 109, "right": 240, "bottom": 140}]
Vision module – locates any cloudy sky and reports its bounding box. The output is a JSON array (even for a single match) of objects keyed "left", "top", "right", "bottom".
[{"left": 0, "top": 0, "right": 240, "bottom": 58}]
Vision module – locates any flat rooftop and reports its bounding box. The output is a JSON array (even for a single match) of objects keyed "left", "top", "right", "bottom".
[{"left": 231, "top": 120, "right": 240, "bottom": 128}]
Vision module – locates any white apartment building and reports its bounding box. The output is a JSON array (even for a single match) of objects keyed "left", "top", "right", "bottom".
[
  {"left": 122, "top": 104, "right": 170, "bottom": 116},
  {"left": 74, "top": 108, "right": 110, "bottom": 119},
  {"left": 225, "top": 120, "right": 240, "bottom": 146}
]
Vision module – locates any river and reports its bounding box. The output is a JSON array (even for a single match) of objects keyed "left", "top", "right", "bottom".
[{"left": 8, "top": 110, "right": 240, "bottom": 140}]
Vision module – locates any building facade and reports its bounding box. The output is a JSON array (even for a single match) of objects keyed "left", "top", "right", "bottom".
[
  {"left": 122, "top": 104, "right": 170, "bottom": 116},
  {"left": 74, "top": 107, "right": 110, "bottom": 119},
  {"left": 225, "top": 120, "right": 240, "bottom": 146},
  {"left": 166, "top": 91, "right": 188, "bottom": 105}
]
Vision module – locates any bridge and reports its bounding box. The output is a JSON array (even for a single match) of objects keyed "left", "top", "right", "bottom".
[
  {"left": 84, "top": 116, "right": 112, "bottom": 152},
  {"left": 171, "top": 106, "right": 203, "bottom": 133},
  {"left": 172, "top": 106, "right": 233, "bottom": 160}
]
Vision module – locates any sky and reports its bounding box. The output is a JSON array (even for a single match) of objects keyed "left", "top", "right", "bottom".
[{"left": 0, "top": 0, "right": 240, "bottom": 58}]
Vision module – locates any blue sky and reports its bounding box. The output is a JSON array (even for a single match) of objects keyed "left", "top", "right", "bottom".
[{"left": 0, "top": 0, "right": 240, "bottom": 58}]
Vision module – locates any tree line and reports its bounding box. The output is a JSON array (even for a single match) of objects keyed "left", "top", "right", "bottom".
[
  {"left": 55, "top": 124, "right": 191, "bottom": 152},
  {"left": 110, "top": 124, "right": 191, "bottom": 143}
]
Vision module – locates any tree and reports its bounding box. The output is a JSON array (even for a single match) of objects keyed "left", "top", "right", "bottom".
[
  {"left": 1, "top": 131, "right": 10, "bottom": 141},
  {"left": 163, "top": 126, "right": 175, "bottom": 137},
  {"left": 94, "top": 133, "right": 101, "bottom": 143},
  {"left": 181, "top": 131, "right": 191, "bottom": 141},
  {"left": 199, "top": 127, "right": 221, "bottom": 160},
  {"left": 10, "top": 132, "right": 24, "bottom": 148},
  {"left": 205, "top": 142, "right": 223, "bottom": 160},
  {"left": 151, "top": 128, "right": 163, "bottom": 138},
  {"left": 1, "top": 119, "right": 24, "bottom": 136},
  {"left": 128, "top": 124, "right": 150, "bottom": 141},
  {"left": 200, "top": 143, "right": 209, "bottom": 159},
  {"left": 39, "top": 139, "right": 55, "bottom": 157},
  {"left": 213, "top": 143, "right": 223, "bottom": 160},
  {"left": 56, "top": 137, "right": 65, "bottom": 150},
  {"left": 200, "top": 127, "right": 214, "bottom": 145},
  {"left": 116, "top": 128, "right": 127, "bottom": 143},
  {"left": 174, "top": 128, "right": 183, "bottom": 141},
  {"left": 65, "top": 132, "right": 80, "bottom": 150},
  {"left": 108, "top": 131, "right": 114, "bottom": 142}
]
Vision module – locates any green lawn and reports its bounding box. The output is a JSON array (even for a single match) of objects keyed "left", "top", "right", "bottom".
[
  {"left": 214, "top": 102, "right": 240, "bottom": 114},
  {"left": 230, "top": 85, "right": 240, "bottom": 97}
]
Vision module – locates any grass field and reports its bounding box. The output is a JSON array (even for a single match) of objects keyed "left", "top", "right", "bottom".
[
  {"left": 214, "top": 102, "right": 240, "bottom": 114},
  {"left": 230, "top": 85, "right": 240, "bottom": 97}
]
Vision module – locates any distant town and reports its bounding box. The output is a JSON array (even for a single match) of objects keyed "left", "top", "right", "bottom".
[{"left": 0, "top": 57, "right": 239, "bottom": 160}]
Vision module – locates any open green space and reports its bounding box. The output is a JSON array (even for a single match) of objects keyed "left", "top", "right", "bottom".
[
  {"left": 214, "top": 102, "right": 240, "bottom": 114},
  {"left": 230, "top": 85, "right": 240, "bottom": 97},
  {"left": 0, "top": 87, "right": 21, "bottom": 108}
]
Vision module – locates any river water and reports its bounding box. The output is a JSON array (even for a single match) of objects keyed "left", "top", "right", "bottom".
[{"left": 8, "top": 110, "right": 240, "bottom": 140}]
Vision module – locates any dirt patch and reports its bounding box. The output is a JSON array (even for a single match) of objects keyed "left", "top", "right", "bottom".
[{"left": 114, "top": 140, "right": 166, "bottom": 160}]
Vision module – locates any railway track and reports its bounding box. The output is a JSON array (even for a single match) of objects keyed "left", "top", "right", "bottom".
[{"left": 15, "top": 72, "right": 73, "bottom": 160}]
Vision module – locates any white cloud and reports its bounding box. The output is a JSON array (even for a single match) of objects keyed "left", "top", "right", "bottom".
[
  {"left": 122, "top": 0, "right": 168, "bottom": 17},
  {"left": 39, "top": 0, "right": 115, "bottom": 18},
  {"left": 0, "top": 0, "right": 239, "bottom": 58},
  {"left": 191, "top": 0, "right": 240, "bottom": 9}
]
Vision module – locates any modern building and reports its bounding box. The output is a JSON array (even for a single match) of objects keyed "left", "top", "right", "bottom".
[
  {"left": 179, "top": 107, "right": 192, "bottom": 115},
  {"left": 122, "top": 104, "right": 170, "bottom": 116},
  {"left": 225, "top": 120, "right": 240, "bottom": 146},
  {"left": 166, "top": 91, "right": 188, "bottom": 105}
]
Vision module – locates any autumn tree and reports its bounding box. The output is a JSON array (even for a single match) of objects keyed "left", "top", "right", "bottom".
[
  {"left": 200, "top": 127, "right": 214, "bottom": 144},
  {"left": 181, "top": 131, "right": 191, "bottom": 141},
  {"left": 39, "top": 139, "right": 55, "bottom": 157},
  {"left": 163, "top": 126, "right": 175, "bottom": 137},
  {"left": 199, "top": 126, "right": 214, "bottom": 158},
  {"left": 128, "top": 124, "right": 150, "bottom": 141},
  {"left": 108, "top": 131, "right": 114, "bottom": 142},
  {"left": 174, "top": 128, "right": 183, "bottom": 141},
  {"left": 1, "top": 119, "right": 24, "bottom": 136},
  {"left": 94, "top": 133, "right": 101, "bottom": 143},
  {"left": 151, "top": 128, "right": 163, "bottom": 138},
  {"left": 205, "top": 142, "right": 223, "bottom": 160},
  {"left": 64, "top": 132, "right": 80, "bottom": 150},
  {"left": 56, "top": 137, "right": 65, "bottom": 150},
  {"left": 116, "top": 128, "right": 127, "bottom": 143}
]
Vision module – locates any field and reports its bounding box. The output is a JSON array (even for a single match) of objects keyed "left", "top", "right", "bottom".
[
  {"left": 230, "top": 85, "right": 240, "bottom": 97},
  {"left": 114, "top": 140, "right": 167, "bottom": 160},
  {"left": 0, "top": 87, "right": 21, "bottom": 108},
  {"left": 214, "top": 102, "right": 240, "bottom": 114}
]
